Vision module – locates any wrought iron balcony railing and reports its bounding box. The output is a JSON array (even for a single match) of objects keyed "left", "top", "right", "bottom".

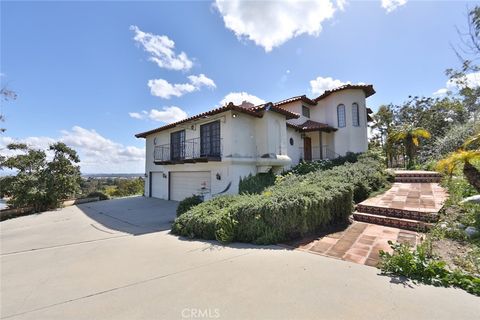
[{"left": 154, "top": 137, "right": 222, "bottom": 163}]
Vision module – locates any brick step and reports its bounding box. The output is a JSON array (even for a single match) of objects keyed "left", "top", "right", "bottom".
[
  {"left": 353, "top": 212, "right": 433, "bottom": 232},
  {"left": 394, "top": 176, "right": 442, "bottom": 183},
  {"left": 356, "top": 204, "right": 439, "bottom": 223}
]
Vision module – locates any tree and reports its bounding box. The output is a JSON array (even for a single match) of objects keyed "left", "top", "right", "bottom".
[
  {"left": 0, "top": 144, "right": 47, "bottom": 210},
  {"left": 389, "top": 126, "right": 431, "bottom": 169},
  {"left": 0, "top": 86, "right": 18, "bottom": 133},
  {"left": 43, "top": 142, "right": 81, "bottom": 207},
  {"left": 111, "top": 177, "right": 144, "bottom": 197},
  {"left": 0, "top": 142, "right": 81, "bottom": 211},
  {"left": 446, "top": 6, "right": 480, "bottom": 123}
]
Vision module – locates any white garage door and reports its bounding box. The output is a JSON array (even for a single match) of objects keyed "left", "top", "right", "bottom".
[
  {"left": 170, "top": 171, "right": 211, "bottom": 201},
  {"left": 151, "top": 172, "right": 165, "bottom": 199}
]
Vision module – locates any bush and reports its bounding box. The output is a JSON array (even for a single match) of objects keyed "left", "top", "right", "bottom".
[
  {"left": 286, "top": 152, "right": 361, "bottom": 175},
  {"left": 239, "top": 171, "right": 276, "bottom": 194},
  {"left": 87, "top": 191, "right": 109, "bottom": 201},
  {"left": 172, "top": 155, "right": 388, "bottom": 244},
  {"left": 380, "top": 241, "right": 480, "bottom": 296},
  {"left": 176, "top": 195, "right": 203, "bottom": 217},
  {"left": 420, "top": 122, "right": 476, "bottom": 162}
]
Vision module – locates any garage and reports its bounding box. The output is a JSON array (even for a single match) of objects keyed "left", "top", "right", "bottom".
[
  {"left": 169, "top": 171, "right": 211, "bottom": 201},
  {"left": 150, "top": 172, "right": 166, "bottom": 199}
]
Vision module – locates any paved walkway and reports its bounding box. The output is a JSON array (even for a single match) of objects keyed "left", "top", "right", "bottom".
[
  {"left": 360, "top": 182, "right": 447, "bottom": 213},
  {"left": 292, "top": 222, "right": 421, "bottom": 267},
  {"left": 2, "top": 198, "right": 479, "bottom": 319}
]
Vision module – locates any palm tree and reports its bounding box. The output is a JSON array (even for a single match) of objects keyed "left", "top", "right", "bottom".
[
  {"left": 388, "top": 126, "right": 431, "bottom": 169},
  {"left": 436, "top": 150, "right": 480, "bottom": 192}
]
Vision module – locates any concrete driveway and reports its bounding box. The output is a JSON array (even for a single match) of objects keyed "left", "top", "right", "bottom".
[{"left": 1, "top": 197, "right": 479, "bottom": 319}]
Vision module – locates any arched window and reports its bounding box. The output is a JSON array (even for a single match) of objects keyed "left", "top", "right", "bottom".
[
  {"left": 352, "top": 103, "right": 360, "bottom": 127},
  {"left": 337, "top": 104, "right": 346, "bottom": 128}
]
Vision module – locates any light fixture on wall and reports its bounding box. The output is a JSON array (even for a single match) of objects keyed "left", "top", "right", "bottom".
[
  {"left": 216, "top": 173, "right": 221, "bottom": 180},
  {"left": 144, "top": 173, "right": 148, "bottom": 178},
  {"left": 232, "top": 113, "right": 238, "bottom": 118},
  {"left": 162, "top": 173, "right": 167, "bottom": 179}
]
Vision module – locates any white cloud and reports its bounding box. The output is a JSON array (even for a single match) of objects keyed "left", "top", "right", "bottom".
[
  {"left": 214, "top": 0, "right": 336, "bottom": 52},
  {"left": 381, "top": 0, "right": 407, "bottom": 13},
  {"left": 148, "top": 74, "right": 216, "bottom": 99},
  {"left": 0, "top": 126, "right": 145, "bottom": 173},
  {"left": 336, "top": 0, "right": 347, "bottom": 11},
  {"left": 219, "top": 92, "right": 265, "bottom": 106},
  {"left": 148, "top": 107, "right": 188, "bottom": 122},
  {"left": 432, "top": 88, "right": 448, "bottom": 96},
  {"left": 128, "top": 112, "right": 144, "bottom": 119},
  {"left": 188, "top": 74, "right": 217, "bottom": 88},
  {"left": 309, "top": 76, "right": 366, "bottom": 95},
  {"left": 130, "top": 106, "right": 188, "bottom": 123},
  {"left": 130, "top": 25, "right": 193, "bottom": 71},
  {"left": 433, "top": 71, "right": 480, "bottom": 96}
]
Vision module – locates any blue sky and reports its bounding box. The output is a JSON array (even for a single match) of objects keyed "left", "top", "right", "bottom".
[{"left": 1, "top": 0, "right": 477, "bottom": 173}]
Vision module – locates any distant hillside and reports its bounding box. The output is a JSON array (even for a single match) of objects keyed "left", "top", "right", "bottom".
[{"left": 82, "top": 173, "right": 144, "bottom": 179}]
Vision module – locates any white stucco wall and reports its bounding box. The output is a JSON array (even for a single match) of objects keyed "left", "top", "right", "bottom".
[
  {"left": 142, "top": 109, "right": 291, "bottom": 200},
  {"left": 286, "top": 127, "right": 302, "bottom": 167},
  {"left": 141, "top": 89, "right": 370, "bottom": 199},
  {"left": 317, "top": 89, "right": 369, "bottom": 156}
]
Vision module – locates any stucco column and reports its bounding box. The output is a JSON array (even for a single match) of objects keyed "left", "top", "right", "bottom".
[{"left": 319, "top": 131, "right": 323, "bottom": 160}]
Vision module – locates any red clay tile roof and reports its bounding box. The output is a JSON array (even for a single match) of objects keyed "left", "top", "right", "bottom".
[
  {"left": 253, "top": 103, "right": 300, "bottom": 119},
  {"left": 314, "top": 84, "right": 375, "bottom": 102},
  {"left": 273, "top": 95, "right": 316, "bottom": 107},
  {"left": 135, "top": 102, "right": 299, "bottom": 138},
  {"left": 287, "top": 120, "right": 337, "bottom": 132}
]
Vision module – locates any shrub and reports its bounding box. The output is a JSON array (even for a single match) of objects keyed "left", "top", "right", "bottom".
[
  {"left": 176, "top": 195, "right": 203, "bottom": 217},
  {"left": 286, "top": 152, "right": 361, "bottom": 175},
  {"left": 87, "top": 191, "right": 109, "bottom": 201},
  {"left": 380, "top": 241, "right": 480, "bottom": 296},
  {"left": 172, "top": 195, "right": 243, "bottom": 239},
  {"left": 239, "top": 171, "right": 276, "bottom": 194},
  {"left": 172, "top": 155, "right": 388, "bottom": 244},
  {"left": 420, "top": 122, "right": 476, "bottom": 162}
]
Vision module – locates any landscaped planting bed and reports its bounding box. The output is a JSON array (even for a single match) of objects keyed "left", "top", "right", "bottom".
[{"left": 172, "top": 155, "right": 389, "bottom": 244}]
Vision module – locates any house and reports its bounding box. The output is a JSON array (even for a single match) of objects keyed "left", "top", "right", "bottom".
[{"left": 135, "top": 84, "right": 375, "bottom": 201}]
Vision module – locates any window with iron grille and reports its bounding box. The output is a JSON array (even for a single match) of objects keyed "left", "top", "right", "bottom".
[
  {"left": 337, "top": 104, "right": 346, "bottom": 128},
  {"left": 200, "top": 120, "right": 221, "bottom": 157},
  {"left": 170, "top": 130, "right": 185, "bottom": 160},
  {"left": 352, "top": 103, "right": 360, "bottom": 127},
  {"left": 302, "top": 105, "right": 310, "bottom": 118}
]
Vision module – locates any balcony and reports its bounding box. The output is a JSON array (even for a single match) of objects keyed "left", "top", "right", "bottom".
[
  {"left": 154, "top": 137, "right": 222, "bottom": 165},
  {"left": 299, "top": 145, "right": 339, "bottom": 161}
]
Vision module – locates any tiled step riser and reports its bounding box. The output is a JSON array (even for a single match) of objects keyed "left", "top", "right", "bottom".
[
  {"left": 395, "top": 177, "right": 441, "bottom": 183},
  {"left": 353, "top": 213, "right": 432, "bottom": 232},
  {"left": 356, "top": 204, "right": 438, "bottom": 223},
  {"left": 394, "top": 173, "right": 441, "bottom": 178}
]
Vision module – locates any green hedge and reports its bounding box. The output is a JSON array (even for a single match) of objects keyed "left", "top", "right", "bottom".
[
  {"left": 239, "top": 171, "right": 276, "bottom": 194},
  {"left": 286, "top": 151, "right": 361, "bottom": 175},
  {"left": 176, "top": 195, "right": 203, "bottom": 217},
  {"left": 172, "top": 155, "right": 387, "bottom": 244}
]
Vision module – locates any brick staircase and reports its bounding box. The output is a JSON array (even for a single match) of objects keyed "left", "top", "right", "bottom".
[
  {"left": 353, "top": 171, "right": 446, "bottom": 232},
  {"left": 393, "top": 170, "right": 442, "bottom": 183}
]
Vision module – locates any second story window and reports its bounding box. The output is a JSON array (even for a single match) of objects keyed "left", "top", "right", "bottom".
[
  {"left": 337, "top": 104, "right": 346, "bottom": 128},
  {"left": 352, "top": 103, "right": 360, "bottom": 127},
  {"left": 170, "top": 130, "right": 185, "bottom": 161},
  {"left": 302, "top": 105, "right": 310, "bottom": 118},
  {"left": 200, "top": 120, "right": 221, "bottom": 157}
]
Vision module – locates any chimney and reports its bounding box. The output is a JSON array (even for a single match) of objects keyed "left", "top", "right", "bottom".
[{"left": 239, "top": 101, "right": 255, "bottom": 109}]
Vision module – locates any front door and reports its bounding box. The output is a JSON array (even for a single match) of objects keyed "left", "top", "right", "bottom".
[{"left": 304, "top": 137, "right": 312, "bottom": 161}]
